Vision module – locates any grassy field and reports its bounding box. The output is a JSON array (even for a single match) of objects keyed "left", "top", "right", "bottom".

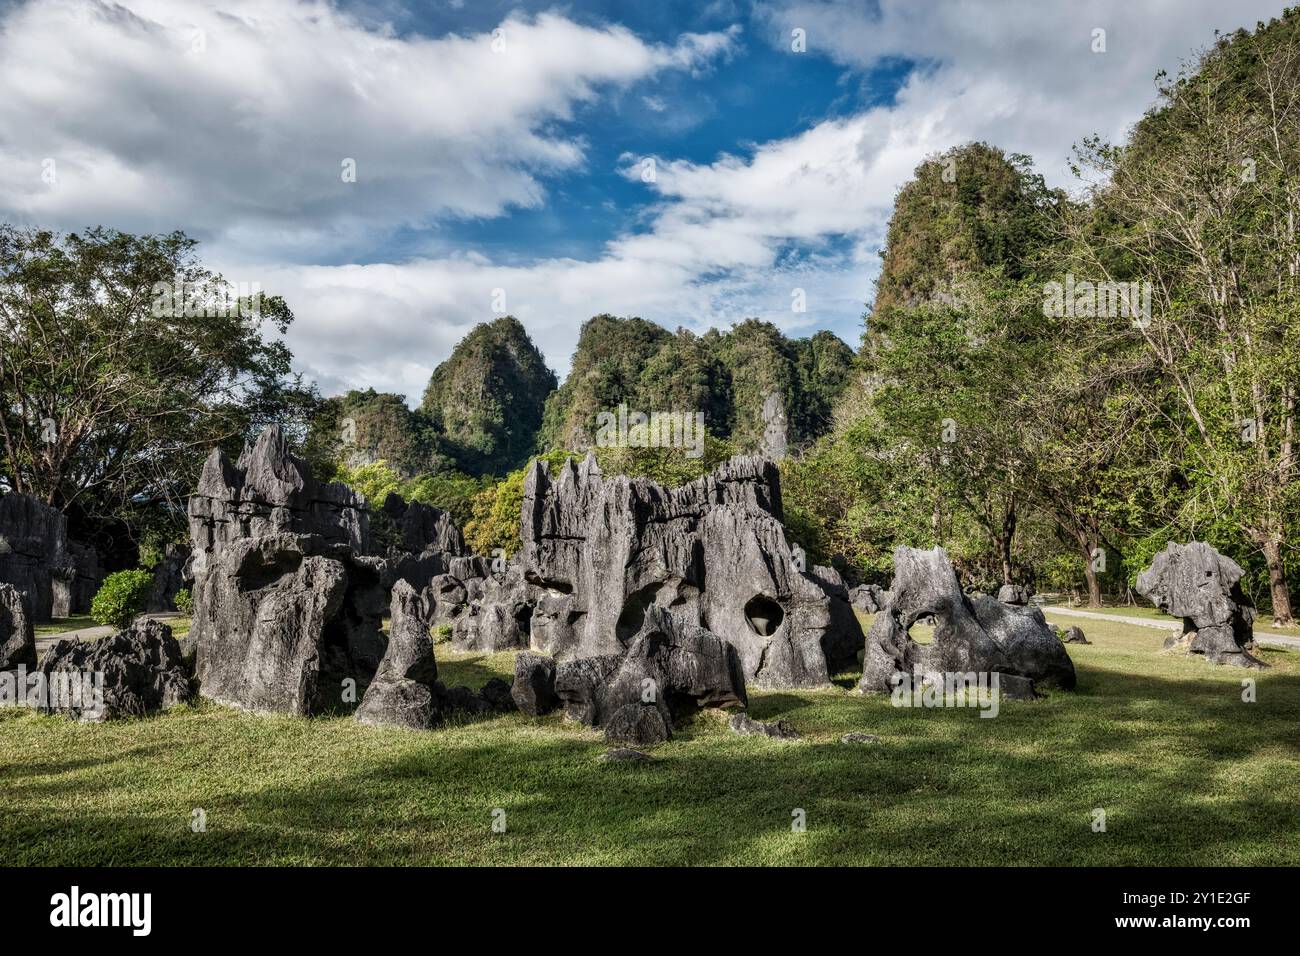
[
  {"left": 33, "top": 614, "right": 96, "bottom": 637},
  {"left": 3, "top": 614, "right": 1299, "bottom": 866},
  {"left": 1041, "top": 601, "right": 1300, "bottom": 634}
]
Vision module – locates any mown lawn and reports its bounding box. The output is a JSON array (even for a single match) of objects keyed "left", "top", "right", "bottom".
[
  {"left": 1042, "top": 601, "right": 1300, "bottom": 634},
  {"left": 32, "top": 614, "right": 97, "bottom": 637},
  {"left": 2, "top": 615, "right": 1298, "bottom": 865}
]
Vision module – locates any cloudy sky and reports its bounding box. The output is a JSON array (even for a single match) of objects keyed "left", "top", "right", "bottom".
[{"left": 0, "top": 0, "right": 1287, "bottom": 403}]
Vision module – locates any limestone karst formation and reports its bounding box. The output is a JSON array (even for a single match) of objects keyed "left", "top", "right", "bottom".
[
  {"left": 0, "top": 582, "right": 35, "bottom": 672},
  {"left": 517, "top": 452, "right": 861, "bottom": 688},
  {"left": 1136, "top": 541, "right": 1263, "bottom": 668},
  {"left": 181, "top": 425, "right": 1077, "bottom": 733},
  {"left": 187, "top": 425, "right": 514, "bottom": 721},
  {"left": 0, "top": 491, "right": 102, "bottom": 623},
  {"left": 858, "top": 546, "right": 1077, "bottom": 697},
  {"left": 39, "top": 619, "right": 192, "bottom": 722}
]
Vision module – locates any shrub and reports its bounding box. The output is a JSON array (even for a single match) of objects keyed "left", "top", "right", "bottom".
[
  {"left": 174, "top": 587, "right": 194, "bottom": 616},
  {"left": 90, "top": 570, "right": 154, "bottom": 630}
]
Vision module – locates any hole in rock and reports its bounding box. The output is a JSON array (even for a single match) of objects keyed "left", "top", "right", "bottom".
[
  {"left": 744, "top": 595, "right": 785, "bottom": 637},
  {"left": 616, "top": 584, "right": 664, "bottom": 644}
]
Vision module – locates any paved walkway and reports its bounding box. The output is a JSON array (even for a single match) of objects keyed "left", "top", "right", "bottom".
[
  {"left": 1041, "top": 606, "right": 1300, "bottom": 651},
  {"left": 34, "top": 613, "right": 181, "bottom": 656}
]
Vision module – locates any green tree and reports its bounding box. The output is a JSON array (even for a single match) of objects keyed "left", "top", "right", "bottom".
[
  {"left": 421, "top": 316, "right": 557, "bottom": 476},
  {"left": 1068, "top": 11, "right": 1300, "bottom": 621},
  {"left": 0, "top": 226, "right": 315, "bottom": 542}
]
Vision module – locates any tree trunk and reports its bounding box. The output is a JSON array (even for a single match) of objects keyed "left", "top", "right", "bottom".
[
  {"left": 1077, "top": 532, "right": 1103, "bottom": 607},
  {"left": 998, "top": 509, "right": 1019, "bottom": 582},
  {"left": 1261, "top": 538, "right": 1294, "bottom": 627}
]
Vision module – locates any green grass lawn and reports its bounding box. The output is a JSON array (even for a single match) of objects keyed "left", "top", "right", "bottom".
[
  {"left": 33, "top": 614, "right": 97, "bottom": 637},
  {"left": 34, "top": 613, "right": 192, "bottom": 639},
  {"left": 3, "top": 614, "right": 1299, "bottom": 866},
  {"left": 1040, "top": 601, "right": 1300, "bottom": 634}
]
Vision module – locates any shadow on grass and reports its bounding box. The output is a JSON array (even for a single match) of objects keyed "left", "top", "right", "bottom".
[{"left": 4, "top": 646, "right": 1300, "bottom": 865}]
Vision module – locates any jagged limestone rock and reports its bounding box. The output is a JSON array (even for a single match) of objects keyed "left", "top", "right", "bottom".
[
  {"left": 1060, "top": 625, "right": 1089, "bottom": 644},
  {"left": 858, "top": 547, "right": 1076, "bottom": 696},
  {"left": 520, "top": 453, "right": 860, "bottom": 688},
  {"left": 554, "top": 606, "right": 746, "bottom": 746},
  {"left": 1136, "top": 542, "right": 1263, "bottom": 667},
  {"left": 728, "top": 712, "right": 801, "bottom": 739},
  {"left": 511, "top": 652, "right": 558, "bottom": 716},
  {"left": 355, "top": 580, "right": 439, "bottom": 730},
  {"left": 148, "top": 543, "right": 191, "bottom": 612},
  {"left": 191, "top": 533, "right": 384, "bottom": 715},
  {"left": 188, "top": 425, "right": 370, "bottom": 582},
  {"left": 451, "top": 562, "right": 532, "bottom": 652},
  {"left": 0, "top": 491, "right": 80, "bottom": 623},
  {"left": 849, "top": 583, "right": 890, "bottom": 614},
  {"left": 0, "top": 583, "right": 36, "bottom": 671},
  {"left": 995, "top": 584, "right": 1034, "bottom": 606},
  {"left": 39, "top": 619, "right": 191, "bottom": 722}
]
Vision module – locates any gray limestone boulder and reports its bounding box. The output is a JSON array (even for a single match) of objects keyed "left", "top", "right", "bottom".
[
  {"left": 970, "top": 595, "right": 1077, "bottom": 690},
  {"left": 729, "top": 712, "right": 801, "bottom": 739},
  {"left": 1060, "top": 625, "right": 1090, "bottom": 644},
  {"left": 0, "top": 491, "right": 72, "bottom": 623},
  {"left": 451, "top": 565, "right": 533, "bottom": 652},
  {"left": 187, "top": 425, "right": 371, "bottom": 581},
  {"left": 995, "top": 584, "right": 1034, "bottom": 606},
  {"left": 858, "top": 546, "right": 1076, "bottom": 695},
  {"left": 0, "top": 583, "right": 36, "bottom": 671},
  {"left": 148, "top": 543, "right": 191, "bottom": 612},
  {"left": 39, "top": 619, "right": 192, "bottom": 721},
  {"left": 192, "top": 533, "right": 384, "bottom": 715},
  {"left": 1136, "top": 542, "right": 1262, "bottom": 667},
  {"left": 355, "top": 580, "right": 439, "bottom": 730},
  {"left": 511, "top": 652, "right": 558, "bottom": 716},
  {"left": 554, "top": 606, "right": 746, "bottom": 746},
  {"left": 520, "top": 453, "right": 861, "bottom": 689},
  {"left": 849, "top": 583, "right": 890, "bottom": 614}
]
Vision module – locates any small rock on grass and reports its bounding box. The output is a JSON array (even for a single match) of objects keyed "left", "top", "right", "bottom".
[
  {"left": 840, "top": 732, "right": 881, "bottom": 745},
  {"left": 728, "top": 712, "right": 800, "bottom": 739},
  {"left": 599, "top": 748, "right": 653, "bottom": 762}
]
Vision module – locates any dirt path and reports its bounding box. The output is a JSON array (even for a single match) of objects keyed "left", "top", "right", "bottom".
[
  {"left": 1041, "top": 606, "right": 1300, "bottom": 651},
  {"left": 35, "top": 612, "right": 182, "bottom": 656}
]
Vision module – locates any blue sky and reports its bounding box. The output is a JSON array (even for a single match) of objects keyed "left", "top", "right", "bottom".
[{"left": 0, "top": 0, "right": 1288, "bottom": 403}]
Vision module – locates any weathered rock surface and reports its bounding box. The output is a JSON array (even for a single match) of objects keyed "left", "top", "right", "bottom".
[
  {"left": 521, "top": 453, "right": 861, "bottom": 688},
  {"left": 840, "top": 732, "right": 881, "bottom": 745},
  {"left": 1136, "top": 542, "right": 1263, "bottom": 667},
  {"left": 760, "top": 391, "right": 789, "bottom": 461},
  {"left": 511, "top": 652, "right": 557, "bottom": 716},
  {"left": 849, "top": 583, "right": 890, "bottom": 614},
  {"left": 452, "top": 563, "right": 532, "bottom": 652},
  {"left": 39, "top": 619, "right": 191, "bottom": 721},
  {"left": 355, "top": 580, "right": 439, "bottom": 730},
  {"left": 996, "top": 584, "right": 1034, "bottom": 606},
  {"left": 728, "top": 712, "right": 801, "bottom": 739},
  {"left": 0, "top": 492, "right": 99, "bottom": 622},
  {"left": 858, "top": 547, "right": 1076, "bottom": 696},
  {"left": 604, "top": 702, "right": 672, "bottom": 747},
  {"left": 188, "top": 425, "right": 370, "bottom": 579},
  {"left": 0, "top": 583, "right": 35, "bottom": 671},
  {"left": 554, "top": 606, "right": 746, "bottom": 745},
  {"left": 191, "top": 533, "right": 385, "bottom": 715},
  {"left": 1059, "top": 625, "right": 1090, "bottom": 644},
  {"left": 148, "top": 543, "right": 191, "bottom": 611}
]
